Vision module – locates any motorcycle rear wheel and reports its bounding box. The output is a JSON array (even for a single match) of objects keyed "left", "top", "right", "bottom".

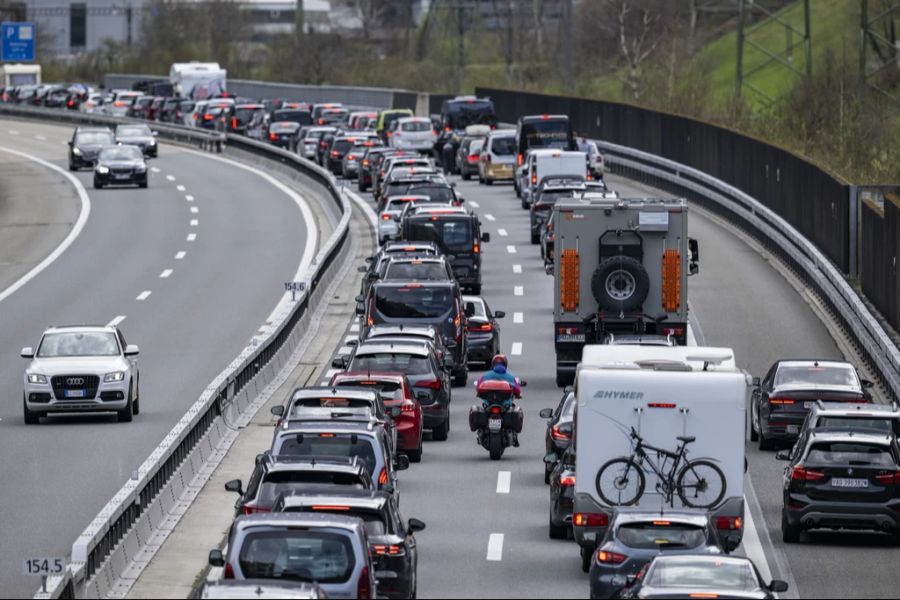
[{"left": 488, "top": 431, "right": 504, "bottom": 460}]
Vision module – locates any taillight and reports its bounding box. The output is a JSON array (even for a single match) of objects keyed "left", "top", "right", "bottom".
[
  {"left": 378, "top": 467, "right": 388, "bottom": 486},
  {"left": 551, "top": 424, "right": 570, "bottom": 440},
  {"left": 473, "top": 242, "right": 480, "bottom": 254},
  {"left": 203, "top": 113, "right": 214, "bottom": 121},
  {"left": 357, "top": 566, "right": 371, "bottom": 599},
  {"left": 467, "top": 323, "right": 492, "bottom": 332},
  {"left": 269, "top": 133, "right": 278, "bottom": 141},
  {"left": 415, "top": 379, "right": 441, "bottom": 389},
  {"left": 769, "top": 397, "right": 796, "bottom": 405},
  {"left": 596, "top": 550, "right": 627, "bottom": 564},
  {"left": 242, "top": 504, "right": 270, "bottom": 515},
  {"left": 400, "top": 401, "right": 417, "bottom": 413},
  {"left": 381, "top": 214, "right": 392, "bottom": 220},
  {"left": 715, "top": 516, "right": 742, "bottom": 530},
  {"left": 231, "top": 117, "right": 238, "bottom": 129},
  {"left": 531, "top": 173, "right": 537, "bottom": 185},
  {"left": 371, "top": 543, "right": 406, "bottom": 556},
  {"left": 876, "top": 471, "right": 900, "bottom": 485},
  {"left": 363, "top": 159, "right": 370, "bottom": 166},
  {"left": 223, "top": 563, "right": 235, "bottom": 579},
  {"left": 67, "top": 99, "right": 74, "bottom": 107},
  {"left": 489, "top": 406, "right": 503, "bottom": 414},
  {"left": 790, "top": 465, "right": 825, "bottom": 482},
  {"left": 332, "top": 150, "right": 340, "bottom": 157},
  {"left": 468, "top": 154, "right": 479, "bottom": 162},
  {"left": 574, "top": 512, "right": 609, "bottom": 527},
  {"left": 560, "top": 475, "right": 576, "bottom": 487},
  {"left": 517, "top": 153, "right": 523, "bottom": 166}
]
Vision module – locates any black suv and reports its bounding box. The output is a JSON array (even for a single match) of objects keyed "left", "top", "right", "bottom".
[{"left": 69, "top": 127, "right": 115, "bottom": 170}]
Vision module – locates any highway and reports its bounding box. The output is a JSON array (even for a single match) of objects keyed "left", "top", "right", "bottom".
[{"left": 0, "top": 119, "right": 314, "bottom": 597}]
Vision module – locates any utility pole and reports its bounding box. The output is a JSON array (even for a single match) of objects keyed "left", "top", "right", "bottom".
[
  {"left": 736, "top": 0, "right": 745, "bottom": 97},
  {"left": 562, "top": 0, "right": 573, "bottom": 92},
  {"left": 295, "top": 0, "right": 305, "bottom": 35}
]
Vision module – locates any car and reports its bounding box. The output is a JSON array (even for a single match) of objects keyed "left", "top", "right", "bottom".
[
  {"left": 267, "top": 121, "right": 302, "bottom": 148},
  {"left": 390, "top": 117, "right": 437, "bottom": 153},
  {"left": 224, "top": 454, "right": 375, "bottom": 515},
  {"left": 539, "top": 388, "right": 576, "bottom": 482},
  {"left": 273, "top": 490, "right": 425, "bottom": 599},
  {"left": 379, "top": 174, "right": 449, "bottom": 211},
  {"left": 229, "top": 103, "right": 266, "bottom": 135},
  {"left": 208, "top": 513, "right": 377, "bottom": 599},
  {"left": 40, "top": 84, "right": 69, "bottom": 108},
  {"left": 342, "top": 140, "right": 383, "bottom": 179},
  {"left": 126, "top": 94, "right": 154, "bottom": 119},
  {"left": 546, "top": 445, "right": 576, "bottom": 540},
  {"left": 618, "top": 554, "right": 788, "bottom": 599},
  {"left": 586, "top": 140, "right": 605, "bottom": 179},
  {"left": 199, "top": 580, "right": 327, "bottom": 599},
  {"left": 530, "top": 178, "right": 583, "bottom": 243},
  {"left": 157, "top": 97, "right": 181, "bottom": 123},
  {"left": 317, "top": 131, "right": 339, "bottom": 166},
  {"left": 270, "top": 420, "right": 407, "bottom": 494},
  {"left": 777, "top": 429, "right": 900, "bottom": 543},
  {"left": 175, "top": 99, "right": 197, "bottom": 126},
  {"left": 590, "top": 511, "right": 723, "bottom": 599},
  {"left": 147, "top": 96, "right": 167, "bottom": 121},
  {"left": 93, "top": 145, "right": 149, "bottom": 189},
  {"left": 380, "top": 256, "right": 455, "bottom": 282},
  {"left": 271, "top": 107, "right": 313, "bottom": 128},
  {"left": 376, "top": 108, "right": 415, "bottom": 142},
  {"left": 78, "top": 92, "right": 105, "bottom": 114},
  {"left": 21, "top": 325, "right": 140, "bottom": 424},
  {"left": 462, "top": 295, "right": 504, "bottom": 367},
  {"left": 297, "top": 126, "right": 337, "bottom": 159},
  {"left": 362, "top": 324, "right": 451, "bottom": 366},
  {"left": 68, "top": 127, "right": 115, "bottom": 170},
  {"left": 329, "top": 372, "right": 424, "bottom": 463},
  {"left": 602, "top": 333, "right": 677, "bottom": 346},
  {"left": 797, "top": 401, "right": 900, "bottom": 447},
  {"left": 348, "top": 111, "right": 378, "bottom": 130},
  {"left": 378, "top": 195, "right": 431, "bottom": 245},
  {"left": 750, "top": 359, "right": 873, "bottom": 449},
  {"left": 312, "top": 102, "right": 344, "bottom": 123},
  {"left": 357, "top": 242, "right": 443, "bottom": 302},
  {"left": 115, "top": 123, "right": 158, "bottom": 157},
  {"left": 359, "top": 147, "right": 395, "bottom": 192},
  {"left": 478, "top": 130, "right": 517, "bottom": 184},
  {"left": 318, "top": 107, "right": 350, "bottom": 126},
  {"left": 336, "top": 342, "right": 452, "bottom": 441},
  {"left": 198, "top": 98, "right": 236, "bottom": 131},
  {"left": 456, "top": 137, "right": 485, "bottom": 180}
]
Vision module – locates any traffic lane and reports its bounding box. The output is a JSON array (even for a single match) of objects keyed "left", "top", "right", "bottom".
[{"left": 0, "top": 143, "right": 307, "bottom": 596}]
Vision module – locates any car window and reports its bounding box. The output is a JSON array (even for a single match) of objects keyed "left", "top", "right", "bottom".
[
  {"left": 384, "top": 262, "right": 448, "bottom": 280},
  {"left": 75, "top": 132, "right": 115, "bottom": 145},
  {"left": 775, "top": 365, "right": 859, "bottom": 387},
  {"left": 561, "top": 394, "right": 576, "bottom": 418},
  {"left": 407, "top": 219, "right": 472, "bottom": 253},
  {"left": 100, "top": 146, "right": 143, "bottom": 161},
  {"left": 817, "top": 416, "right": 895, "bottom": 433},
  {"left": 466, "top": 299, "right": 487, "bottom": 319},
  {"left": 490, "top": 136, "right": 516, "bottom": 155},
  {"left": 806, "top": 442, "right": 896, "bottom": 466},
  {"left": 117, "top": 125, "right": 151, "bottom": 137},
  {"left": 350, "top": 352, "right": 433, "bottom": 375},
  {"left": 38, "top": 332, "right": 119, "bottom": 357},
  {"left": 257, "top": 471, "right": 367, "bottom": 505},
  {"left": 238, "top": 530, "right": 355, "bottom": 583},
  {"left": 288, "top": 399, "right": 374, "bottom": 421},
  {"left": 470, "top": 139, "right": 485, "bottom": 154},
  {"left": 374, "top": 285, "right": 454, "bottom": 318},
  {"left": 616, "top": 522, "right": 707, "bottom": 550},
  {"left": 646, "top": 559, "right": 759, "bottom": 591},
  {"left": 402, "top": 120, "right": 432, "bottom": 132},
  {"left": 336, "top": 380, "right": 404, "bottom": 401},
  {"left": 274, "top": 434, "right": 378, "bottom": 474}
]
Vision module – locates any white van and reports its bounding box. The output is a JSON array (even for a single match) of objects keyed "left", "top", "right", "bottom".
[
  {"left": 570, "top": 346, "right": 748, "bottom": 570},
  {"left": 0, "top": 63, "right": 41, "bottom": 87},
  {"left": 520, "top": 149, "right": 588, "bottom": 207}
]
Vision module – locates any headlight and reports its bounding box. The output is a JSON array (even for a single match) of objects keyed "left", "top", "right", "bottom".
[
  {"left": 135, "top": 164, "right": 147, "bottom": 173},
  {"left": 97, "top": 165, "right": 109, "bottom": 174},
  {"left": 104, "top": 371, "right": 125, "bottom": 383},
  {"left": 149, "top": 138, "right": 156, "bottom": 146},
  {"left": 73, "top": 147, "right": 82, "bottom": 156},
  {"left": 27, "top": 374, "right": 47, "bottom": 384}
]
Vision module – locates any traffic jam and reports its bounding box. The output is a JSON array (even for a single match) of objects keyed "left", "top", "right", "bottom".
[{"left": 4, "top": 77, "right": 896, "bottom": 599}]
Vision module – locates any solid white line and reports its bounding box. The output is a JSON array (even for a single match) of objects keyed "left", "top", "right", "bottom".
[
  {"left": 151, "top": 167, "right": 160, "bottom": 174},
  {"left": 190, "top": 206, "right": 199, "bottom": 214},
  {"left": 514, "top": 286, "right": 523, "bottom": 296},
  {"left": 742, "top": 505, "right": 774, "bottom": 585},
  {"left": 484, "top": 214, "right": 496, "bottom": 222},
  {"left": 166, "top": 175, "right": 175, "bottom": 181},
  {"left": 511, "top": 342, "right": 523, "bottom": 355},
  {"left": 160, "top": 269, "right": 173, "bottom": 279},
  {"left": 106, "top": 315, "right": 127, "bottom": 327},
  {"left": 190, "top": 219, "right": 199, "bottom": 227},
  {"left": 185, "top": 194, "right": 194, "bottom": 202},
  {"left": 325, "top": 368, "right": 339, "bottom": 379},
  {"left": 35, "top": 135, "right": 46, "bottom": 141},
  {"left": 513, "top": 312, "right": 524, "bottom": 324},
  {"left": 506, "top": 245, "right": 517, "bottom": 254},
  {"left": 469, "top": 200, "right": 480, "bottom": 208},
  {"left": 350, "top": 323, "right": 360, "bottom": 333},
  {"left": 176, "top": 184, "right": 186, "bottom": 192},
  {"left": 496, "top": 471, "right": 511, "bottom": 494},
  {"left": 136, "top": 290, "right": 152, "bottom": 301},
  {"left": 486, "top": 534, "right": 504, "bottom": 561},
  {"left": 175, "top": 251, "right": 186, "bottom": 260},
  {"left": 513, "top": 264, "right": 522, "bottom": 274},
  {"left": 498, "top": 228, "right": 508, "bottom": 237},
  {"left": 187, "top": 233, "right": 197, "bottom": 242},
  {"left": 0, "top": 146, "right": 91, "bottom": 305},
  {"left": 344, "top": 335, "right": 357, "bottom": 343}
]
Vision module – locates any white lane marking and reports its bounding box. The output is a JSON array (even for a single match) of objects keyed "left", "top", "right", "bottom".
[
  {"left": 511, "top": 342, "right": 523, "bottom": 356},
  {"left": 742, "top": 506, "right": 774, "bottom": 585},
  {"left": 166, "top": 175, "right": 175, "bottom": 181},
  {"left": 514, "top": 286, "right": 523, "bottom": 296},
  {"left": 187, "top": 233, "right": 197, "bottom": 242},
  {"left": 513, "top": 264, "right": 522, "bottom": 274},
  {"left": 35, "top": 135, "right": 46, "bottom": 141},
  {"left": 185, "top": 194, "right": 194, "bottom": 202},
  {"left": 160, "top": 269, "right": 173, "bottom": 279},
  {"left": 350, "top": 323, "right": 360, "bottom": 333},
  {"left": 498, "top": 228, "right": 508, "bottom": 237},
  {"left": 175, "top": 251, "right": 186, "bottom": 260},
  {"left": 190, "top": 206, "right": 199, "bottom": 214},
  {"left": 485, "top": 214, "right": 496, "bottom": 222},
  {"left": 469, "top": 200, "right": 480, "bottom": 208},
  {"left": 486, "top": 534, "right": 504, "bottom": 561},
  {"left": 190, "top": 219, "right": 199, "bottom": 227},
  {"left": 0, "top": 146, "right": 91, "bottom": 305},
  {"left": 344, "top": 335, "right": 357, "bottom": 343},
  {"left": 324, "top": 368, "right": 339, "bottom": 380},
  {"left": 338, "top": 346, "right": 352, "bottom": 355},
  {"left": 176, "top": 184, "right": 186, "bottom": 192},
  {"left": 106, "top": 315, "right": 127, "bottom": 327},
  {"left": 513, "top": 312, "right": 524, "bottom": 324},
  {"left": 136, "top": 290, "right": 152, "bottom": 301},
  {"left": 496, "top": 471, "right": 511, "bottom": 494},
  {"left": 506, "top": 245, "right": 517, "bottom": 254},
  {"left": 8, "top": 130, "right": 19, "bottom": 135},
  {"left": 151, "top": 167, "right": 160, "bottom": 174}
]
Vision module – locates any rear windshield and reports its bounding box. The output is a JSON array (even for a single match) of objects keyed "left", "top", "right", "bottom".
[
  {"left": 271, "top": 122, "right": 299, "bottom": 132},
  {"left": 273, "top": 110, "right": 312, "bottom": 125},
  {"left": 402, "top": 120, "right": 432, "bottom": 132},
  {"left": 490, "top": 136, "right": 516, "bottom": 155},
  {"left": 407, "top": 219, "right": 472, "bottom": 253},
  {"left": 616, "top": 522, "right": 707, "bottom": 550},
  {"left": 817, "top": 416, "right": 897, "bottom": 434},
  {"left": 257, "top": 471, "right": 367, "bottom": 505},
  {"left": 274, "top": 434, "right": 378, "bottom": 474},
  {"left": 520, "top": 119, "right": 573, "bottom": 151},
  {"left": 375, "top": 285, "right": 454, "bottom": 319},
  {"left": 646, "top": 559, "right": 758, "bottom": 591},
  {"left": 117, "top": 125, "right": 151, "bottom": 137},
  {"left": 304, "top": 130, "right": 327, "bottom": 141},
  {"left": 444, "top": 101, "right": 496, "bottom": 129},
  {"left": 332, "top": 140, "right": 353, "bottom": 153},
  {"left": 238, "top": 530, "right": 355, "bottom": 583},
  {"left": 235, "top": 107, "right": 263, "bottom": 121},
  {"left": 776, "top": 365, "right": 859, "bottom": 388},
  {"left": 535, "top": 190, "right": 573, "bottom": 207},
  {"left": 288, "top": 397, "right": 375, "bottom": 421},
  {"left": 289, "top": 508, "right": 389, "bottom": 537},
  {"left": 384, "top": 262, "right": 448, "bottom": 281},
  {"left": 350, "top": 352, "right": 433, "bottom": 375},
  {"left": 806, "top": 442, "right": 895, "bottom": 466},
  {"left": 336, "top": 380, "right": 403, "bottom": 401},
  {"left": 386, "top": 198, "right": 419, "bottom": 212},
  {"left": 406, "top": 185, "right": 455, "bottom": 204},
  {"left": 382, "top": 112, "right": 411, "bottom": 129}
]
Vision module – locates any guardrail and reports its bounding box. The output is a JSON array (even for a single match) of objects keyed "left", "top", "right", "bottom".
[
  {"left": 0, "top": 105, "right": 356, "bottom": 599},
  {"left": 598, "top": 140, "right": 900, "bottom": 402}
]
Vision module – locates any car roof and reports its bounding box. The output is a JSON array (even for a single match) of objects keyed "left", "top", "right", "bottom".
[
  {"left": 612, "top": 510, "right": 711, "bottom": 528},
  {"left": 235, "top": 511, "right": 365, "bottom": 532},
  {"left": 75, "top": 127, "right": 113, "bottom": 134},
  {"left": 354, "top": 342, "right": 431, "bottom": 357},
  {"left": 383, "top": 241, "right": 438, "bottom": 251},
  {"left": 276, "top": 420, "right": 382, "bottom": 435},
  {"left": 43, "top": 325, "right": 119, "bottom": 334},
  {"left": 776, "top": 359, "right": 855, "bottom": 369},
  {"left": 385, "top": 256, "right": 446, "bottom": 265},
  {"left": 808, "top": 430, "right": 894, "bottom": 445},
  {"left": 367, "top": 325, "right": 436, "bottom": 337},
  {"left": 291, "top": 386, "right": 379, "bottom": 401},
  {"left": 332, "top": 371, "right": 408, "bottom": 383},
  {"left": 278, "top": 489, "right": 390, "bottom": 510},
  {"left": 263, "top": 456, "right": 365, "bottom": 474}
]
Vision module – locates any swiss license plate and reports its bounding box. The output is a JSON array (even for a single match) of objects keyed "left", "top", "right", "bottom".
[
  {"left": 556, "top": 334, "right": 585, "bottom": 343},
  {"left": 488, "top": 418, "right": 502, "bottom": 431},
  {"left": 786, "top": 425, "right": 799, "bottom": 434},
  {"left": 114, "top": 173, "right": 130, "bottom": 180},
  {"left": 832, "top": 478, "right": 869, "bottom": 488},
  {"left": 65, "top": 389, "right": 85, "bottom": 398}
]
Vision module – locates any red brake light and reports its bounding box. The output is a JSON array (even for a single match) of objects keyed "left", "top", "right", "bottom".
[
  {"left": 597, "top": 550, "right": 627, "bottom": 564},
  {"left": 560, "top": 475, "right": 576, "bottom": 487},
  {"left": 715, "top": 516, "right": 743, "bottom": 530},
  {"left": 876, "top": 471, "right": 900, "bottom": 485},
  {"left": 467, "top": 323, "right": 492, "bottom": 332},
  {"left": 414, "top": 379, "right": 441, "bottom": 389},
  {"left": 489, "top": 406, "right": 503, "bottom": 414},
  {"left": 231, "top": 117, "right": 238, "bottom": 129},
  {"left": 203, "top": 113, "right": 214, "bottom": 121},
  {"left": 269, "top": 133, "right": 278, "bottom": 141},
  {"left": 551, "top": 424, "right": 570, "bottom": 440},
  {"left": 371, "top": 544, "right": 404, "bottom": 556},
  {"left": 358, "top": 566, "right": 371, "bottom": 599},
  {"left": 242, "top": 505, "right": 270, "bottom": 515},
  {"left": 363, "top": 160, "right": 370, "bottom": 166},
  {"left": 473, "top": 242, "right": 480, "bottom": 254},
  {"left": 468, "top": 155, "right": 479, "bottom": 162},
  {"left": 223, "top": 563, "right": 235, "bottom": 579},
  {"left": 574, "top": 512, "right": 609, "bottom": 527},
  {"left": 790, "top": 465, "right": 825, "bottom": 482},
  {"left": 378, "top": 467, "right": 388, "bottom": 486},
  {"left": 381, "top": 214, "right": 392, "bottom": 220},
  {"left": 400, "top": 401, "right": 417, "bottom": 413},
  {"left": 769, "top": 397, "right": 796, "bottom": 405}
]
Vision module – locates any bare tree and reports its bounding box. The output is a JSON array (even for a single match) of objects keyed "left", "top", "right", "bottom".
[
  {"left": 606, "top": 0, "right": 667, "bottom": 100},
  {"left": 354, "top": 0, "right": 391, "bottom": 42}
]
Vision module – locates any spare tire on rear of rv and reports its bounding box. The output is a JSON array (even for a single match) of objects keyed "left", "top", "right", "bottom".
[{"left": 590, "top": 255, "right": 650, "bottom": 313}]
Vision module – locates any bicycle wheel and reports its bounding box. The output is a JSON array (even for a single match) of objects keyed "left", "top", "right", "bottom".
[
  {"left": 676, "top": 459, "right": 726, "bottom": 509},
  {"left": 596, "top": 458, "right": 645, "bottom": 506}
]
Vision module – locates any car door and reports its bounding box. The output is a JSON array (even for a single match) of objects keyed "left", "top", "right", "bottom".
[{"left": 117, "top": 329, "right": 138, "bottom": 382}]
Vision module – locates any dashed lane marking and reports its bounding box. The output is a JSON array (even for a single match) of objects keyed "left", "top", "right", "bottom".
[
  {"left": 166, "top": 175, "right": 175, "bottom": 181},
  {"left": 136, "top": 290, "right": 152, "bottom": 301},
  {"left": 185, "top": 194, "right": 194, "bottom": 202},
  {"left": 485, "top": 214, "right": 496, "bottom": 222},
  {"left": 506, "top": 245, "right": 517, "bottom": 254},
  {"left": 177, "top": 184, "right": 186, "bottom": 192},
  {"left": 187, "top": 233, "right": 197, "bottom": 242},
  {"left": 469, "top": 200, "right": 480, "bottom": 208},
  {"left": 190, "top": 219, "right": 199, "bottom": 227},
  {"left": 498, "top": 228, "right": 508, "bottom": 237},
  {"left": 513, "top": 312, "right": 524, "bottom": 324},
  {"left": 175, "top": 251, "right": 186, "bottom": 260},
  {"left": 35, "top": 135, "right": 46, "bottom": 141},
  {"left": 151, "top": 167, "right": 160, "bottom": 174},
  {"left": 160, "top": 269, "right": 173, "bottom": 279},
  {"left": 514, "top": 286, "right": 523, "bottom": 296},
  {"left": 496, "top": 471, "right": 511, "bottom": 494},
  {"left": 106, "top": 315, "right": 127, "bottom": 327},
  {"left": 511, "top": 342, "right": 523, "bottom": 355},
  {"left": 486, "top": 534, "right": 504, "bottom": 561},
  {"left": 513, "top": 264, "right": 522, "bottom": 274},
  {"left": 190, "top": 206, "right": 199, "bottom": 214},
  {"left": 338, "top": 346, "right": 352, "bottom": 355}
]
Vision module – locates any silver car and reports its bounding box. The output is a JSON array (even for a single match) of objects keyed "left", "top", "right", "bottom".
[
  {"left": 378, "top": 195, "right": 430, "bottom": 244},
  {"left": 209, "top": 513, "right": 377, "bottom": 599},
  {"left": 105, "top": 91, "right": 141, "bottom": 117},
  {"left": 21, "top": 325, "right": 140, "bottom": 424},
  {"left": 390, "top": 117, "right": 437, "bottom": 153}
]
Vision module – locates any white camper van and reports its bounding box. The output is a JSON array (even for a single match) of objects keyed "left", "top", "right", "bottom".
[
  {"left": 571, "top": 345, "right": 748, "bottom": 571},
  {"left": 169, "top": 62, "right": 226, "bottom": 100}
]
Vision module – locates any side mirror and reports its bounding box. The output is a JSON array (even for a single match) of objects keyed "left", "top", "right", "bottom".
[
  {"left": 332, "top": 357, "right": 348, "bottom": 369},
  {"left": 775, "top": 450, "right": 791, "bottom": 461},
  {"left": 67, "top": 140, "right": 73, "bottom": 146},
  {"left": 543, "top": 452, "right": 559, "bottom": 466},
  {"left": 689, "top": 237, "right": 700, "bottom": 263},
  {"left": 407, "top": 518, "right": 426, "bottom": 534},
  {"left": 494, "top": 311, "right": 506, "bottom": 319},
  {"left": 769, "top": 581, "right": 789, "bottom": 593},
  {"left": 481, "top": 232, "right": 491, "bottom": 243},
  {"left": 396, "top": 455, "right": 410, "bottom": 471},
  {"left": 689, "top": 263, "right": 699, "bottom": 276},
  {"left": 208, "top": 549, "right": 225, "bottom": 567},
  {"left": 355, "top": 295, "right": 364, "bottom": 303},
  {"left": 224, "top": 479, "right": 243, "bottom": 495},
  {"left": 270, "top": 405, "right": 285, "bottom": 417},
  {"left": 519, "top": 379, "right": 528, "bottom": 387},
  {"left": 355, "top": 302, "right": 365, "bottom": 316},
  {"left": 357, "top": 265, "right": 368, "bottom": 273},
  {"left": 20, "top": 347, "right": 34, "bottom": 359},
  {"left": 124, "top": 344, "right": 140, "bottom": 357},
  {"left": 539, "top": 408, "right": 554, "bottom": 419},
  {"left": 152, "top": 131, "right": 159, "bottom": 137},
  {"left": 752, "top": 377, "right": 761, "bottom": 387},
  {"left": 862, "top": 379, "right": 875, "bottom": 389},
  {"left": 564, "top": 385, "right": 574, "bottom": 394}
]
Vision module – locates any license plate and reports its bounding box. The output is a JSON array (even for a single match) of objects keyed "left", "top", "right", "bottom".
[
  {"left": 65, "top": 389, "right": 85, "bottom": 398},
  {"left": 114, "top": 174, "right": 130, "bottom": 180},
  {"left": 556, "top": 334, "right": 585, "bottom": 343},
  {"left": 488, "top": 418, "right": 502, "bottom": 431},
  {"left": 832, "top": 478, "right": 869, "bottom": 488},
  {"left": 787, "top": 425, "right": 799, "bottom": 434}
]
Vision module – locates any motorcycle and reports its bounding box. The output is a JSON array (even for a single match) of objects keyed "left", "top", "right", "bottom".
[{"left": 468, "top": 379, "right": 526, "bottom": 460}]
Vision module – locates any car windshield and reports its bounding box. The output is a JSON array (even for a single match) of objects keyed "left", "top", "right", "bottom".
[
  {"left": 402, "top": 120, "right": 432, "bottom": 132},
  {"left": 374, "top": 285, "right": 454, "bottom": 319},
  {"left": 616, "top": 522, "right": 707, "bottom": 550},
  {"left": 384, "top": 262, "right": 448, "bottom": 281},
  {"left": 490, "top": 136, "right": 516, "bottom": 155},
  {"left": 335, "top": 380, "right": 403, "bottom": 401},
  {"left": 38, "top": 332, "right": 119, "bottom": 357},
  {"left": 76, "top": 132, "right": 114, "bottom": 145},
  {"left": 274, "top": 110, "right": 312, "bottom": 125},
  {"left": 100, "top": 147, "right": 143, "bottom": 161},
  {"left": 806, "top": 442, "right": 896, "bottom": 466},
  {"left": 333, "top": 140, "right": 353, "bottom": 153},
  {"left": 776, "top": 365, "right": 859, "bottom": 387},
  {"left": 274, "top": 434, "right": 378, "bottom": 475},
  {"left": 238, "top": 530, "right": 355, "bottom": 583},
  {"left": 535, "top": 190, "right": 575, "bottom": 207},
  {"left": 646, "top": 559, "right": 759, "bottom": 591},
  {"left": 117, "top": 125, "right": 151, "bottom": 137},
  {"left": 407, "top": 219, "right": 472, "bottom": 253},
  {"left": 817, "top": 416, "right": 895, "bottom": 433},
  {"left": 350, "top": 352, "right": 433, "bottom": 375}
]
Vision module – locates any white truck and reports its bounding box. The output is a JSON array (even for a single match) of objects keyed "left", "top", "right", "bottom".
[
  {"left": 170, "top": 62, "right": 226, "bottom": 100},
  {"left": 569, "top": 345, "right": 748, "bottom": 571},
  {"left": 0, "top": 63, "right": 41, "bottom": 87},
  {"left": 518, "top": 149, "right": 588, "bottom": 208}
]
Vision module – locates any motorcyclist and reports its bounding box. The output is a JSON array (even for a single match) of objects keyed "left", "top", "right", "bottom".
[{"left": 477, "top": 354, "right": 521, "bottom": 406}]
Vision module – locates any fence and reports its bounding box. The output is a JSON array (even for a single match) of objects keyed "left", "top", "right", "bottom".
[{"left": 860, "top": 191, "right": 900, "bottom": 332}]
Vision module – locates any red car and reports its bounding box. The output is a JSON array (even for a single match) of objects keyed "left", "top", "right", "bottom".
[{"left": 329, "top": 372, "right": 424, "bottom": 463}]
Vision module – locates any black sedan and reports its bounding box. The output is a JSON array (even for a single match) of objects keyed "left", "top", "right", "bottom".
[
  {"left": 546, "top": 445, "right": 575, "bottom": 540},
  {"left": 115, "top": 124, "right": 158, "bottom": 157},
  {"left": 463, "top": 295, "right": 504, "bottom": 367},
  {"left": 69, "top": 127, "right": 115, "bottom": 170},
  {"left": 93, "top": 145, "right": 148, "bottom": 189},
  {"left": 540, "top": 389, "right": 576, "bottom": 483},
  {"left": 267, "top": 121, "right": 301, "bottom": 149},
  {"left": 750, "top": 359, "right": 873, "bottom": 450}
]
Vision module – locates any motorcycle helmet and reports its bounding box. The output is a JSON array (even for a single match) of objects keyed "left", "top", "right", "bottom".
[{"left": 491, "top": 354, "right": 508, "bottom": 368}]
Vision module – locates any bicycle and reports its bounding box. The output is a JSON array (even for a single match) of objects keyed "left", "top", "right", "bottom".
[{"left": 595, "top": 427, "right": 726, "bottom": 509}]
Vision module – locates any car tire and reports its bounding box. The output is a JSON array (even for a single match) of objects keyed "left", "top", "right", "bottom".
[
  {"left": 580, "top": 545, "right": 593, "bottom": 573},
  {"left": 68, "top": 162, "right": 77, "bottom": 171},
  {"left": 781, "top": 511, "right": 801, "bottom": 543},
  {"left": 93, "top": 179, "right": 103, "bottom": 189},
  {"left": 521, "top": 198, "right": 529, "bottom": 210},
  {"left": 590, "top": 255, "right": 650, "bottom": 314},
  {"left": 139, "top": 179, "right": 148, "bottom": 189},
  {"left": 407, "top": 444, "right": 423, "bottom": 463},
  {"left": 133, "top": 379, "right": 140, "bottom": 415},
  {"left": 544, "top": 463, "right": 552, "bottom": 484},
  {"left": 758, "top": 427, "right": 774, "bottom": 451},
  {"left": 23, "top": 395, "right": 40, "bottom": 425},
  {"left": 749, "top": 406, "right": 759, "bottom": 442},
  {"left": 485, "top": 178, "right": 494, "bottom": 186},
  {"left": 117, "top": 383, "right": 134, "bottom": 423},
  {"left": 432, "top": 417, "right": 450, "bottom": 441},
  {"left": 549, "top": 515, "right": 568, "bottom": 540},
  {"left": 531, "top": 230, "right": 540, "bottom": 244},
  {"left": 453, "top": 364, "right": 468, "bottom": 387}
]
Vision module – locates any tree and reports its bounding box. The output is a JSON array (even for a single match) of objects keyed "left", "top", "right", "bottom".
[{"left": 605, "top": 0, "right": 668, "bottom": 100}]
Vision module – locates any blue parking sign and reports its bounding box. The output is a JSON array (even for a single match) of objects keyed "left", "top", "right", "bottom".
[{"left": 2, "top": 22, "right": 36, "bottom": 62}]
